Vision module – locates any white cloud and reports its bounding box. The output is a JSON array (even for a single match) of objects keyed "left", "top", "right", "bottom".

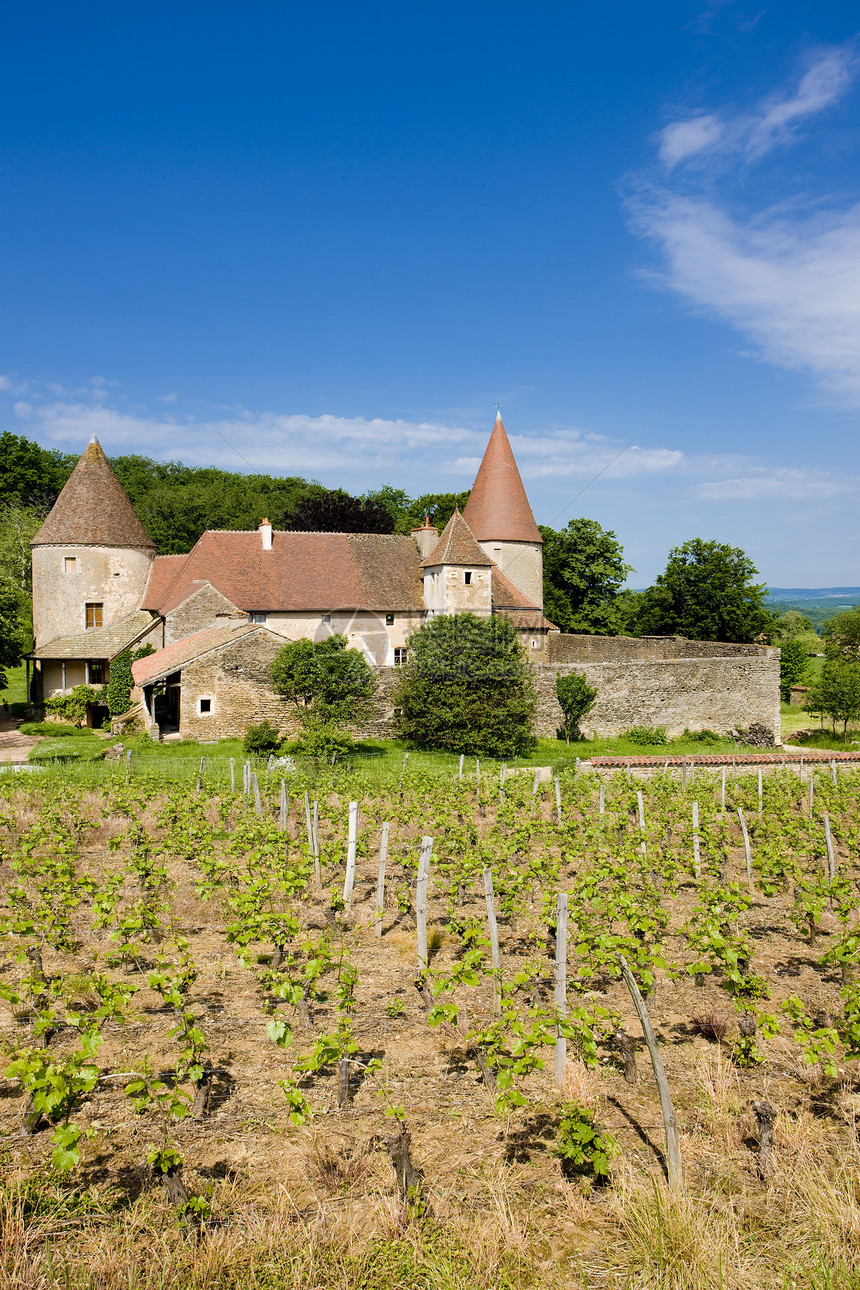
[
  {"left": 697, "top": 465, "right": 858, "bottom": 500},
  {"left": 658, "top": 46, "right": 856, "bottom": 169}
]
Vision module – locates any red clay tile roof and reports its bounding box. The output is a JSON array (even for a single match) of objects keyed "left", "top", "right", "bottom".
[
  {"left": 141, "top": 555, "right": 190, "bottom": 610},
  {"left": 142, "top": 530, "right": 426, "bottom": 615},
  {"left": 490, "top": 567, "right": 557, "bottom": 630},
  {"left": 32, "top": 439, "right": 155, "bottom": 549},
  {"left": 421, "top": 509, "right": 492, "bottom": 568},
  {"left": 495, "top": 608, "right": 559, "bottom": 631},
  {"left": 132, "top": 621, "right": 264, "bottom": 686},
  {"left": 463, "top": 413, "right": 542, "bottom": 545}
]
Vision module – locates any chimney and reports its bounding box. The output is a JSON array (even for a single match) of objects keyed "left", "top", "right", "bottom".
[
  {"left": 411, "top": 515, "right": 438, "bottom": 561},
  {"left": 259, "top": 517, "right": 273, "bottom": 551}
]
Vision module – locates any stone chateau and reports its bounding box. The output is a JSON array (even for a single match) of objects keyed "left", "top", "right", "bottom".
[{"left": 27, "top": 415, "right": 780, "bottom": 742}]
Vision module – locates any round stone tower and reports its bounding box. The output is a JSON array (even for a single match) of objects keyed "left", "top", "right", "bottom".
[
  {"left": 463, "top": 412, "right": 543, "bottom": 609},
  {"left": 31, "top": 437, "right": 156, "bottom": 648}
]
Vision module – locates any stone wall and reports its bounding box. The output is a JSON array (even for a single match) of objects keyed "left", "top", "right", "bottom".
[
  {"left": 164, "top": 584, "right": 240, "bottom": 646},
  {"left": 547, "top": 634, "right": 773, "bottom": 664},
  {"left": 177, "top": 631, "right": 294, "bottom": 741}
]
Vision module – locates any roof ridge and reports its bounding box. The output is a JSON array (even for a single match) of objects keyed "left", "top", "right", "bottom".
[{"left": 421, "top": 509, "right": 492, "bottom": 568}]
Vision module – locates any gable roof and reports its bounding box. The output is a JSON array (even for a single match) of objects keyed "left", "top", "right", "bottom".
[
  {"left": 30, "top": 610, "right": 157, "bottom": 660},
  {"left": 139, "top": 530, "right": 426, "bottom": 615},
  {"left": 132, "top": 621, "right": 268, "bottom": 686},
  {"left": 32, "top": 438, "right": 155, "bottom": 550},
  {"left": 421, "top": 509, "right": 492, "bottom": 568},
  {"left": 141, "top": 554, "right": 189, "bottom": 609},
  {"left": 463, "top": 413, "right": 542, "bottom": 545}
]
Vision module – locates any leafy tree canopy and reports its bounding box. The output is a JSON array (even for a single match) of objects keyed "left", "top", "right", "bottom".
[
  {"left": 281, "top": 488, "right": 396, "bottom": 534},
  {"left": 0, "top": 433, "right": 75, "bottom": 511},
  {"left": 804, "top": 660, "right": 860, "bottom": 740},
  {"left": 392, "top": 613, "right": 536, "bottom": 757},
  {"left": 779, "top": 638, "right": 810, "bottom": 702},
  {"left": 635, "top": 539, "right": 773, "bottom": 643},
  {"left": 270, "top": 634, "right": 376, "bottom": 727},
  {"left": 555, "top": 672, "right": 598, "bottom": 744},
  {"left": 821, "top": 607, "right": 860, "bottom": 660},
  {"left": 540, "top": 519, "right": 633, "bottom": 635}
]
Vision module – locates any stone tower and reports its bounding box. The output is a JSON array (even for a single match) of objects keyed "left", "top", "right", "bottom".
[
  {"left": 420, "top": 509, "right": 493, "bottom": 617},
  {"left": 463, "top": 412, "right": 543, "bottom": 609},
  {"left": 31, "top": 437, "right": 156, "bottom": 648}
]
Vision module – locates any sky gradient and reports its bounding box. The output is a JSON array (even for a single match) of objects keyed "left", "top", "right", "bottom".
[{"left": 1, "top": 1, "right": 858, "bottom": 585}]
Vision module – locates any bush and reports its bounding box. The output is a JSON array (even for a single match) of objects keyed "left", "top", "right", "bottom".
[
  {"left": 293, "top": 722, "right": 355, "bottom": 758},
  {"left": 623, "top": 725, "right": 669, "bottom": 746},
  {"left": 19, "top": 721, "right": 80, "bottom": 737},
  {"left": 683, "top": 728, "right": 723, "bottom": 746},
  {"left": 552, "top": 1102, "right": 619, "bottom": 1181},
  {"left": 44, "top": 685, "right": 102, "bottom": 727},
  {"left": 242, "top": 721, "right": 282, "bottom": 756},
  {"left": 555, "top": 672, "right": 598, "bottom": 744}
]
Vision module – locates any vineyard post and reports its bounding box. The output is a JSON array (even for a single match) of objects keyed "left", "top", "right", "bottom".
[
  {"left": 476, "top": 759, "right": 480, "bottom": 797},
  {"left": 375, "top": 821, "right": 389, "bottom": 937},
  {"left": 195, "top": 777, "right": 201, "bottom": 794},
  {"left": 266, "top": 754, "right": 273, "bottom": 778},
  {"left": 721, "top": 766, "right": 726, "bottom": 812},
  {"left": 554, "top": 892, "right": 568, "bottom": 1087},
  {"left": 400, "top": 752, "right": 409, "bottom": 786},
  {"left": 617, "top": 953, "right": 682, "bottom": 1191},
  {"left": 483, "top": 867, "right": 501, "bottom": 1014},
  {"left": 500, "top": 763, "right": 506, "bottom": 805},
  {"left": 599, "top": 781, "right": 605, "bottom": 816},
  {"left": 554, "top": 776, "right": 562, "bottom": 827},
  {"left": 344, "top": 801, "right": 358, "bottom": 905},
  {"left": 799, "top": 755, "right": 804, "bottom": 781},
  {"left": 690, "top": 762, "right": 695, "bottom": 785},
  {"left": 252, "top": 773, "right": 262, "bottom": 816},
  {"left": 532, "top": 768, "right": 541, "bottom": 799},
  {"left": 458, "top": 754, "right": 464, "bottom": 782},
  {"left": 809, "top": 777, "right": 814, "bottom": 810},
  {"left": 278, "top": 780, "right": 288, "bottom": 831},
  {"left": 575, "top": 757, "right": 580, "bottom": 779},
  {"left": 831, "top": 759, "right": 837, "bottom": 787},
  {"left": 637, "top": 791, "right": 647, "bottom": 858},
  {"left": 758, "top": 769, "right": 763, "bottom": 818},
  {"left": 681, "top": 757, "right": 687, "bottom": 789},
  {"left": 312, "top": 802, "right": 320, "bottom": 885},
  {"left": 824, "top": 813, "right": 836, "bottom": 882},
  {"left": 304, "top": 791, "right": 316, "bottom": 882},
  {"left": 230, "top": 758, "right": 235, "bottom": 792},
  {"left": 692, "top": 801, "right": 700, "bottom": 879},
  {"left": 199, "top": 756, "right": 205, "bottom": 774},
  {"left": 738, "top": 807, "right": 753, "bottom": 892},
  {"left": 126, "top": 749, "right": 132, "bottom": 777},
  {"left": 416, "top": 836, "right": 433, "bottom": 972}
]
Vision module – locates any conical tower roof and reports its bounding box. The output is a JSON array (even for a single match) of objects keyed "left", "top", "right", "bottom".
[
  {"left": 463, "top": 413, "right": 542, "bottom": 544},
  {"left": 32, "top": 438, "right": 155, "bottom": 549},
  {"left": 421, "top": 509, "right": 492, "bottom": 568}
]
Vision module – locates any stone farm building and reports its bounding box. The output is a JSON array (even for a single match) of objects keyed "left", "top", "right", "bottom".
[{"left": 27, "top": 414, "right": 781, "bottom": 742}]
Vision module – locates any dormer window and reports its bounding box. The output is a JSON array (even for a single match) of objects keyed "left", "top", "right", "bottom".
[{"left": 464, "top": 572, "right": 472, "bottom": 585}]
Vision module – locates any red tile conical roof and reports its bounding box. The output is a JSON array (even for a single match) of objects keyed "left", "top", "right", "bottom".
[
  {"left": 463, "top": 413, "right": 542, "bottom": 544},
  {"left": 32, "top": 438, "right": 155, "bottom": 549}
]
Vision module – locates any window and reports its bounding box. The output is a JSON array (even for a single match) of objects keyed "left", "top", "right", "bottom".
[
  {"left": 248, "top": 611, "right": 267, "bottom": 624},
  {"left": 85, "top": 603, "right": 103, "bottom": 629},
  {"left": 464, "top": 571, "right": 472, "bottom": 585},
  {"left": 64, "top": 556, "right": 77, "bottom": 574},
  {"left": 322, "top": 614, "right": 331, "bottom": 625},
  {"left": 198, "top": 696, "right": 214, "bottom": 715},
  {"left": 87, "top": 660, "right": 104, "bottom": 684},
  {"left": 385, "top": 612, "right": 395, "bottom": 625},
  {"left": 531, "top": 639, "right": 538, "bottom": 649},
  {"left": 394, "top": 648, "right": 408, "bottom": 666}
]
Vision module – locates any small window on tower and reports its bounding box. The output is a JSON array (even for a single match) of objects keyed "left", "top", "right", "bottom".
[
  {"left": 85, "top": 603, "right": 103, "bottom": 629},
  {"left": 64, "top": 556, "right": 77, "bottom": 574},
  {"left": 464, "top": 572, "right": 472, "bottom": 585},
  {"left": 385, "top": 612, "right": 395, "bottom": 625}
]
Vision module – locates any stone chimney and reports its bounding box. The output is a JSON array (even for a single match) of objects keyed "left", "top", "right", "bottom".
[
  {"left": 410, "top": 516, "right": 439, "bottom": 561},
  {"left": 259, "top": 517, "right": 273, "bottom": 551}
]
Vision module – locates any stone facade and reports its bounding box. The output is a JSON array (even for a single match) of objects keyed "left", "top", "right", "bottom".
[
  {"left": 164, "top": 584, "right": 241, "bottom": 646},
  {"left": 32, "top": 543, "right": 154, "bottom": 646}
]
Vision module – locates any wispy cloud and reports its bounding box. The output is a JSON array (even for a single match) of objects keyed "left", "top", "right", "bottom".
[
  {"left": 697, "top": 465, "right": 858, "bottom": 501},
  {"left": 657, "top": 46, "right": 856, "bottom": 168},
  {"left": 630, "top": 43, "right": 860, "bottom": 403}
]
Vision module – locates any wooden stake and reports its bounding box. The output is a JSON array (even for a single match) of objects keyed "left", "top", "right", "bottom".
[
  {"left": 500, "top": 762, "right": 506, "bottom": 805},
  {"left": 375, "top": 822, "right": 389, "bottom": 937},
  {"left": 344, "top": 801, "right": 358, "bottom": 904},
  {"left": 692, "top": 801, "right": 700, "bottom": 879},
  {"left": 252, "top": 773, "right": 262, "bottom": 816},
  {"left": 229, "top": 757, "right": 235, "bottom": 792},
  {"left": 758, "top": 768, "right": 763, "bottom": 817},
  {"left": 574, "top": 757, "right": 580, "bottom": 778},
  {"left": 312, "top": 801, "right": 320, "bottom": 886},
  {"left": 416, "top": 836, "right": 433, "bottom": 972},
  {"left": 483, "top": 868, "right": 501, "bottom": 1014},
  {"left": 458, "top": 753, "right": 464, "bottom": 782},
  {"left": 637, "top": 790, "right": 647, "bottom": 858},
  {"left": 721, "top": 766, "right": 726, "bottom": 812},
  {"left": 809, "top": 776, "right": 814, "bottom": 810},
  {"left": 831, "top": 759, "right": 837, "bottom": 786},
  {"left": 278, "top": 780, "right": 288, "bottom": 831},
  {"left": 617, "top": 953, "right": 682, "bottom": 1192},
  {"left": 554, "top": 776, "right": 562, "bottom": 827},
  {"left": 554, "top": 892, "right": 568, "bottom": 1087},
  {"left": 599, "top": 781, "right": 605, "bottom": 816},
  {"left": 199, "top": 755, "right": 206, "bottom": 774},
  {"left": 738, "top": 807, "right": 752, "bottom": 891},
  {"left": 532, "top": 767, "right": 541, "bottom": 798},
  {"left": 824, "top": 812, "right": 836, "bottom": 882}
]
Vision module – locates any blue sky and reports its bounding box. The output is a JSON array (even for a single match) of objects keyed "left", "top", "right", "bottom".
[{"left": 1, "top": 1, "right": 858, "bottom": 585}]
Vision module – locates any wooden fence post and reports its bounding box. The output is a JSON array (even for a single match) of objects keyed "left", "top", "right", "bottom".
[
  {"left": 375, "top": 822, "right": 389, "bottom": 937},
  {"left": 555, "top": 776, "right": 562, "bottom": 827},
  {"left": 637, "top": 790, "right": 647, "bottom": 858},
  {"left": 344, "top": 801, "right": 358, "bottom": 904},
  {"left": 738, "top": 807, "right": 752, "bottom": 892},
  {"left": 278, "top": 780, "right": 288, "bottom": 831},
  {"left": 483, "top": 868, "right": 501, "bottom": 1014},
  {"left": 692, "top": 801, "right": 700, "bottom": 879},
  {"left": 416, "top": 836, "right": 433, "bottom": 972},
  {"left": 824, "top": 812, "right": 836, "bottom": 882},
  {"left": 229, "top": 757, "right": 235, "bottom": 792},
  {"left": 554, "top": 892, "right": 568, "bottom": 1088}
]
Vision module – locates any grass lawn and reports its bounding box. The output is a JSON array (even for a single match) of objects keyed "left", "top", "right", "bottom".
[{"left": 1, "top": 663, "right": 27, "bottom": 707}]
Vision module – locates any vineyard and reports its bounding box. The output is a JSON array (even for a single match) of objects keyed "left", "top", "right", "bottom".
[{"left": 2, "top": 758, "right": 860, "bottom": 1289}]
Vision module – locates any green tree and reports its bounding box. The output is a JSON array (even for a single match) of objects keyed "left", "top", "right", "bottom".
[
  {"left": 821, "top": 607, "right": 860, "bottom": 661},
  {"left": 0, "top": 433, "right": 75, "bottom": 510},
  {"left": 270, "top": 635, "right": 376, "bottom": 729},
  {"left": 0, "top": 580, "right": 23, "bottom": 692},
  {"left": 398, "top": 491, "right": 471, "bottom": 534},
  {"left": 282, "top": 488, "right": 396, "bottom": 534},
  {"left": 779, "top": 638, "right": 810, "bottom": 702},
  {"left": 539, "top": 519, "right": 633, "bottom": 635},
  {"left": 555, "top": 672, "right": 598, "bottom": 744},
  {"left": 636, "top": 539, "right": 773, "bottom": 643},
  {"left": 804, "top": 660, "right": 860, "bottom": 740},
  {"left": 392, "top": 613, "right": 536, "bottom": 757}
]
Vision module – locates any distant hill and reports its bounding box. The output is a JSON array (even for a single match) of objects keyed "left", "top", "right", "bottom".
[{"left": 767, "top": 587, "right": 860, "bottom": 601}]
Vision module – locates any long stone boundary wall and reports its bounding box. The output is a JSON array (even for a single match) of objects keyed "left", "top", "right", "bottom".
[{"left": 367, "top": 635, "right": 781, "bottom": 743}]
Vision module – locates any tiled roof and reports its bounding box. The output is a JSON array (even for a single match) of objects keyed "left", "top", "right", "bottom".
[
  {"left": 495, "top": 608, "right": 559, "bottom": 631},
  {"left": 421, "top": 509, "right": 492, "bottom": 568},
  {"left": 30, "top": 610, "right": 157, "bottom": 660},
  {"left": 132, "top": 622, "right": 264, "bottom": 686},
  {"left": 32, "top": 439, "right": 155, "bottom": 550},
  {"left": 491, "top": 565, "right": 536, "bottom": 608},
  {"left": 463, "top": 413, "right": 542, "bottom": 544},
  {"left": 140, "top": 530, "right": 426, "bottom": 615},
  {"left": 141, "top": 555, "right": 190, "bottom": 610}
]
